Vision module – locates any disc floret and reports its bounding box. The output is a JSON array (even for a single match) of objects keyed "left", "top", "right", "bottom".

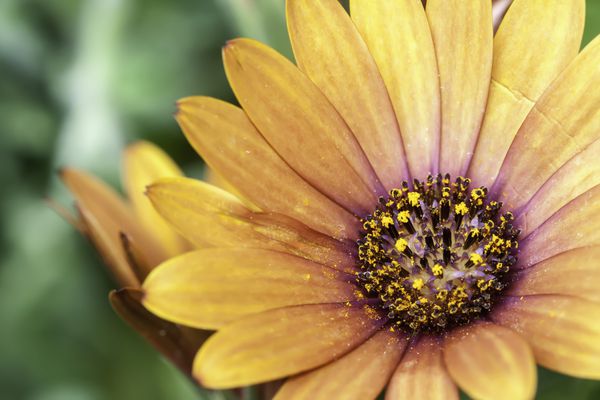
[{"left": 356, "top": 174, "right": 519, "bottom": 332}]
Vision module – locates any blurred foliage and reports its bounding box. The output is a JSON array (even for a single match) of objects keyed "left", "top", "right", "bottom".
[{"left": 0, "top": 1, "right": 598, "bottom": 399}]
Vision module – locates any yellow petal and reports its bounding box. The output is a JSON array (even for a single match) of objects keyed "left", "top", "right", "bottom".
[
  {"left": 223, "top": 38, "right": 382, "bottom": 215},
  {"left": 193, "top": 303, "right": 385, "bottom": 388},
  {"left": 147, "top": 177, "right": 355, "bottom": 272},
  {"left": 515, "top": 139, "right": 600, "bottom": 237},
  {"left": 176, "top": 96, "right": 361, "bottom": 240},
  {"left": 287, "top": 0, "right": 408, "bottom": 190},
  {"left": 444, "top": 322, "right": 536, "bottom": 400},
  {"left": 509, "top": 247, "right": 600, "bottom": 302},
  {"left": 61, "top": 168, "right": 163, "bottom": 286},
  {"left": 519, "top": 185, "right": 600, "bottom": 267},
  {"left": 492, "top": 295, "right": 600, "bottom": 379},
  {"left": 493, "top": 35, "right": 600, "bottom": 210},
  {"left": 123, "top": 141, "right": 190, "bottom": 257},
  {"left": 351, "top": 0, "right": 440, "bottom": 178},
  {"left": 468, "top": 0, "right": 585, "bottom": 187},
  {"left": 427, "top": 0, "right": 493, "bottom": 177},
  {"left": 109, "top": 288, "right": 210, "bottom": 375},
  {"left": 202, "top": 167, "right": 247, "bottom": 204},
  {"left": 142, "top": 248, "right": 357, "bottom": 330},
  {"left": 274, "top": 329, "right": 407, "bottom": 400},
  {"left": 386, "top": 336, "right": 458, "bottom": 400}
]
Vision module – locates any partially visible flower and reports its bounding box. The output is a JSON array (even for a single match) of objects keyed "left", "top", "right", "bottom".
[
  {"left": 492, "top": 0, "right": 513, "bottom": 30},
  {"left": 60, "top": 141, "right": 208, "bottom": 374},
  {"left": 426, "top": 0, "right": 513, "bottom": 30},
  {"left": 135, "top": 0, "right": 600, "bottom": 399}
]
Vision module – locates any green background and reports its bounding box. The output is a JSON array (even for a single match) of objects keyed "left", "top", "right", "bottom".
[{"left": 0, "top": 1, "right": 598, "bottom": 399}]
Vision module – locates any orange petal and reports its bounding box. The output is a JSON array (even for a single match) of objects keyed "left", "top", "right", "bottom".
[
  {"left": 176, "top": 96, "right": 361, "bottom": 240},
  {"left": 146, "top": 177, "right": 355, "bottom": 272},
  {"left": 223, "top": 38, "right": 382, "bottom": 215},
  {"left": 492, "top": 295, "right": 600, "bottom": 379},
  {"left": 518, "top": 185, "right": 600, "bottom": 268},
  {"left": 386, "top": 336, "right": 458, "bottom": 400},
  {"left": 468, "top": 0, "right": 585, "bottom": 187},
  {"left": 515, "top": 139, "right": 600, "bottom": 237},
  {"left": 109, "top": 288, "right": 210, "bottom": 375},
  {"left": 142, "top": 248, "right": 357, "bottom": 330},
  {"left": 444, "top": 322, "right": 536, "bottom": 400},
  {"left": 202, "top": 167, "right": 247, "bottom": 204},
  {"left": 509, "top": 246, "right": 600, "bottom": 302},
  {"left": 427, "top": 0, "right": 493, "bottom": 177},
  {"left": 493, "top": 36, "right": 600, "bottom": 210},
  {"left": 351, "top": 0, "right": 440, "bottom": 178},
  {"left": 274, "top": 329, "right": 407, "bottom": 400},
  {"left": 122, "top": 141, "right": 190, "bottom": 257},
  {"left": 61, "top": 168, "right": 164, "bottom": 286},
  {"left": 193, "top": 303, "right": 385, "bottom": 388},
  {"left": 119, "top": 232, "right": 152, "bottom": 282},
  {"left": 287, "top": 0, "right": 408, "bottom": 190}
]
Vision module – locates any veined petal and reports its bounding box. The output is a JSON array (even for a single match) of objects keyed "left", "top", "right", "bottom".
[
  {"left": 515, "top": 139, "right": 600, "bottom": 237},
  {"left": 223, "top": 38, "right": 382, "bottom": 215},
  {"left": 469, "top": 0, "right": 585, "bottom": 187},
  {"left": 492, "top": 295, "right": 600, "bottom": 379},
  {"left": 176, "top": 96, "right": 361, "bottom": 240},
  {"left": 142, "top": 249, "right": 357, "bottom": 330},
  {"left": 509, "top": 247, "right": 600, "bottom": 303},
  {"left": 147, "top": 177, "right": 355, "bottom": 272},
  {"left": 427, "top": 0, "right": 493, "bottom": 177},
  {"left": 444, "top": 322, "right": 536, "bottom": 400},
  {"left": 519, "top": 185, "right": 600, "bottom": 268},
  {"left": 274, "top": 329, "right": 407, "bottom": 400},
  {"left": 351, "top": 0, "right": 440, "bottom": 179},
  {"left": 493, "top": 36, "right": 600, "bottom": 210},
  {"left": 287, "top": 0, "right": 408, "bottom": 190},
  {"left": 123, "top": 141, "right": 190, "bottom": 257},
  {"left": 202, "top": 167, "right": 246, "bottom": 203},
  {"left": 109, "top": 288, "right": 210, "bottom": 375},
  {"left": 386, "top": 336, "right": 458, "bottom": 400},
  {"left": 61, "top": 168, "right": 163, "bottom": 286},
  {"left": 193, "top": 303, "right": 385, "bottom": 388}
]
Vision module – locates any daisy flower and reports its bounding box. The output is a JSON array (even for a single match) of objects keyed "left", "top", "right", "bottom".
[
  {"left": 61, "top": 141, "right": 208, "bottom": 374},
  {"left": 69, "top": 0, "right": 599, "bottom": 398}
]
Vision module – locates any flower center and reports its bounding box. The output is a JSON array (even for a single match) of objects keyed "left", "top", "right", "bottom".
[{"left": 356, "top": 174, "right": 519, "bottom": 333}]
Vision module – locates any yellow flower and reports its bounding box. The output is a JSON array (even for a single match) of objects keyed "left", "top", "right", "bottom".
[
  {"left": 61, "top": 141, "right": 208, "bottom": 374},
  {"left": 88, "top": 0, "right": 598, "bottom": 399}
]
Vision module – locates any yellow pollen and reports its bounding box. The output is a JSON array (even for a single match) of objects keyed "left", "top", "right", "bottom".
[
  {"left": 471, "top": 188, "right": 484, "bottom": 199},
  {"left": 397, "top": 210, "right": 411, "bottom": 223},
  {"left": 412, "top": 278, "right": 424, "bottom": 290},
  {"left": 436, "top": 289, "right": 448, "bottom": 300},
  {"left": 356, "top": 175, "right": 519, "bottom": 333},
  {"left": 381, "top": 215, "right": 394, "bottom": 227},
  {"left": 407, "top": 192, "right": 421, "bottom": 206},
  {"left": 469, "top": 253, "right": 484, "bottom": 265},
  {"left": 454, "top": 202, "right": 469, "bottom": 215},
  {"left": 394, "top": 238, "right": 408, "bottom": 252}
]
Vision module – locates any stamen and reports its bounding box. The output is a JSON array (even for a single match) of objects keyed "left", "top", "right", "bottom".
[{"left": 356, "top": 174, "right": 519, "bottom": 333}]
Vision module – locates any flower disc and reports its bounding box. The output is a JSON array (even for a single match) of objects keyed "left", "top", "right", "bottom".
[{"left": 357, "top": 174, "right": 519, "bottom": 332}]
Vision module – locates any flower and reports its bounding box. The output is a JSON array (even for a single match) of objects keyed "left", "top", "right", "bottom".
[
  {"left": 60, "top": 141, "right": 209, "bottom": 374},
  {"left": 115, "top": 0, "right": 598, "bottom": 399}
]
